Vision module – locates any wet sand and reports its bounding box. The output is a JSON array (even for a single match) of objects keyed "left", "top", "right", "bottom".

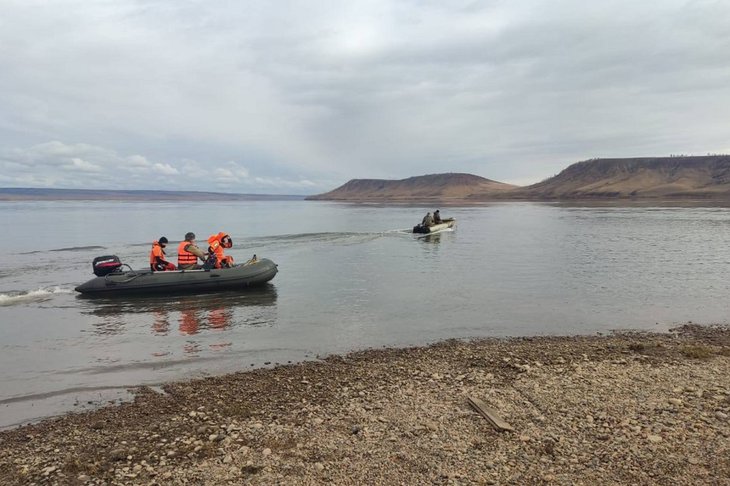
[{"left": 1, "top": 324, "right": 729, "bottom": 485}]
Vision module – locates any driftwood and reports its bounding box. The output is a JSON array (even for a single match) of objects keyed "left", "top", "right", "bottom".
[{"left": 467, "top": 396, "right": 514, "bottom": 432}]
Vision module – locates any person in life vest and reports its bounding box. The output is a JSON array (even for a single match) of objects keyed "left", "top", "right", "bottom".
[
  {"left": 177, "top": 232, "right": 207, "bottom": 270},
  {"left": 150, "top": 237, "right": 176, "bottom": 271},
  {"left": 207, "top": 232, "right": 234, "bottom": 268}
]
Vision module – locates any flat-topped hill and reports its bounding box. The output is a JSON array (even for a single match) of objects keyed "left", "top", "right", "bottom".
[
  {"left": 505, "top": 156, "right": 730, "bottom": 199},
  {"left": 306, "top": 173, "right": 516, "bottom": 201},
  {"left": 311, "top": 156, "right": 730, "bottom": 202}
]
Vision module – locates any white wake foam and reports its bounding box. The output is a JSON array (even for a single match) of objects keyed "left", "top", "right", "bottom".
[{"left": 0, "top": 287, "right": 73, "bottom": 306}]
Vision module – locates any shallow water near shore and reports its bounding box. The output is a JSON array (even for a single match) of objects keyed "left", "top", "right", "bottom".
[{"left": 1, "top": 200, "right": 730, "bottom": 427}]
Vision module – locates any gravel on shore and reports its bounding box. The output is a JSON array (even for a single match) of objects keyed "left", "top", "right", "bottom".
[{"left": 1, "top": 324, "right": 729, "bottom": 485}]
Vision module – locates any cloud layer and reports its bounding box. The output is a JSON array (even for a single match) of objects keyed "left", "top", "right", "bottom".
[{"left": 1, "top": 0, "right": 729, "bottom": 193}]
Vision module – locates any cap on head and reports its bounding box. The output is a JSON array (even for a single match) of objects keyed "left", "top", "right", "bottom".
[
  {"left": 159, "top": 236, "right": 168, "bottom": 244},
  {"left": 185, "top": 232, "right": 195, "bottom": 241}
]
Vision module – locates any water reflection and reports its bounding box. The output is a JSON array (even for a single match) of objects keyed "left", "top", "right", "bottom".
[
  {"left": 175, "top": 305, "right": 233, "bottom": 335},
  {"left": 153, "top": 309, "right": 170, "bottom": 335},
  {"left": 178, "top": 307, "right": 201, "bottom": 335},
  {"left": 80, "top": 285, "right": 278, "bottom": 336},
  {"left": 418, "top": 232, "right": 442, "bottom": 244}
]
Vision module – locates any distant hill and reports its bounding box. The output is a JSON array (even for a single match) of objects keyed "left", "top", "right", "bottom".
[
  {"left": 306, "top": 173, "right": 516, "bottom": 201},
  {"left": 0, "top": 188, "right": 304, "bottom": 201},
  {"left": 502, "top": 156, "right": 730, "bottom": 200},
  {"left": 310, "top": 157, "right": 730, "bottom": 202}
]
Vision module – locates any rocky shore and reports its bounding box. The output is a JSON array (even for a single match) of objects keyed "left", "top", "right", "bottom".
[{"left": 1, "top": 324, "right": 729, "bottom": 485}]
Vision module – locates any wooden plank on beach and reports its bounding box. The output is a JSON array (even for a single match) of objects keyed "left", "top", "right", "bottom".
[{"left": 467, "top": 396, "right": 514, "bottom": 432}]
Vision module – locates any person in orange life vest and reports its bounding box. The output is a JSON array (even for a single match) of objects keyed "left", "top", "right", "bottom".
[
  {"left": 150, "top": 237, "right": 176, "bottom": 271},
  {"left": 207, "top": 232, "right": 234, "bottom": 268},
  {"left": 177, "top": 232, "right": 207, "bottom": 269}
]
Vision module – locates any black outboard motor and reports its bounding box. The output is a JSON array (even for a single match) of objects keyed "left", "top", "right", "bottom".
[{"left": 92, "top": 255, "right": 122, "bottom": 276}]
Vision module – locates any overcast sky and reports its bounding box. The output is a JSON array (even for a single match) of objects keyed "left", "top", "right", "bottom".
[{"left": 1, "top": 0, "right": 729, "bottom": 194}]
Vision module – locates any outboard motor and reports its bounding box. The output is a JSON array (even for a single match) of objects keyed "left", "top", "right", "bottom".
[{"left": 92, "top": 255, "right": 122, "bottom": 276}]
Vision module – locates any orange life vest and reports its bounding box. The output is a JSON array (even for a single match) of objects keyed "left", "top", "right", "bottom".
[
  {"left": 207, "top": 232, "right": 232, "bottom": 268},
  {"left": 149, "top": 241, "right": 165, "bottom": 266},
  {"left": 177, "top": 241, "right": 198, "bottom": 267}
]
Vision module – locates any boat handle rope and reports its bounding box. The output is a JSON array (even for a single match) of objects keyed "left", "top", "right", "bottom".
[
  {"left": 105, "top": 264, "right": 142, "bottom": 284},
  {"left": 243, "top": 254, "right": 258, "bottom": 266}
]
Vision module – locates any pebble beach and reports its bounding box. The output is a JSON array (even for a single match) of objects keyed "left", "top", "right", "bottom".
[{"left": 1, "top": 324, "right": 729, "bottom": 485}]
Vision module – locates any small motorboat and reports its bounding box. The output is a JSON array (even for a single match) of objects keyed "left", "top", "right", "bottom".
[
  {"left": 76, "top": 255, "right": 278, "bottom": 296},
  {"left": 412, "top": 217, "right": 456, "bottom": 234}
]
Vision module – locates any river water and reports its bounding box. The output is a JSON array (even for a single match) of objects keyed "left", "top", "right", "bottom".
[{"left": 1, "top": 200, "right": 730, "bottom": 427}]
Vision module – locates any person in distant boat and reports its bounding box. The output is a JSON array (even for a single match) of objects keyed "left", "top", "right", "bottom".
[
  {"left": 422, "top": 212, "right": 434, "bottom": 227},
  {"left": 207, "top": 232, "right": 235, "bottom": 268},
  {"left": 177, "top": 232, "right": 207, "bottom": 270},
  {"left": 433, "top": 210, "right": 442, "bottom": 224},
  {"left": 150, "top": 237, "right": 176, "bottom": 272}
]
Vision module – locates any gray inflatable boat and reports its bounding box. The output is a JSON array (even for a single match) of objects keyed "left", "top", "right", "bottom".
[{"left": 75, "top": 258, "right": 278, "bottom": 296}]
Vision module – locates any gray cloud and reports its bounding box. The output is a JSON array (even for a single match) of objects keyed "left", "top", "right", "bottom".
[
  {"left": 0, "top": 141, "right": 315, "bottom": 191},
  {"left": 1, "top": 0, "right": 729, "bottom": 193}
]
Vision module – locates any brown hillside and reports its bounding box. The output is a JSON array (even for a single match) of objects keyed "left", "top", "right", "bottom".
[
  {"left": 486, "top": 155, "right": 730, "bottom": 200},
  {"left": 306, "top": 173, "right": 515, "bottom": 201}
]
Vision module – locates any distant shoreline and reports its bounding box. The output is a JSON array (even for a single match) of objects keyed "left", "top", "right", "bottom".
[
  {"left": 6, "top": 192, "right": 730, "bottom": 206},
  {"left": 0, "top": 188, "right": 305, "bottom": 202},
  {"left": 303, "top": 196, "right": 730, "bottom": 206}
]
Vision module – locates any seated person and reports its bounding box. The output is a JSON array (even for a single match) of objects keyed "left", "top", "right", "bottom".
[
  {"left": 177, "top": 232, "right": 207, "bottom": 269},
  {"left": 422, "top": 212, "right": 434, "bottom": 227},
  {"left": 207, "top": 232, "right": 235, "bottom": 268},
  {"left": 150, "top": 237, "right": 176, "bottom": 271},
  {"left": 433, "top": 209, "right": 442, "bottom": 224}
]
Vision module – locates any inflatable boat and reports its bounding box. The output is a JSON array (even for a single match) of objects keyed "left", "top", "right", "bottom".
[
  {"left": 75, "top": 258, "right": 278, "bottom": 296},
  {"left": 412, "top": 218, "right": 456, "bottom": 234}
]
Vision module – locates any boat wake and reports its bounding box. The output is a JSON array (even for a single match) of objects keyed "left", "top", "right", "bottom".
[
  {"left": 241, "top": 231, "right": 398, "bottom": 249},
  {"left": 0, "top": 287, "right": 73, "bottom": 306},
  {"left": 20, "top": 245, "right": 106, "bottom": 255}
]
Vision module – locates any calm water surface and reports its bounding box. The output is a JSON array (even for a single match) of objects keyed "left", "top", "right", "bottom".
[{"left": 1, "top": 200, "right": 729, "bottom": 427}]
